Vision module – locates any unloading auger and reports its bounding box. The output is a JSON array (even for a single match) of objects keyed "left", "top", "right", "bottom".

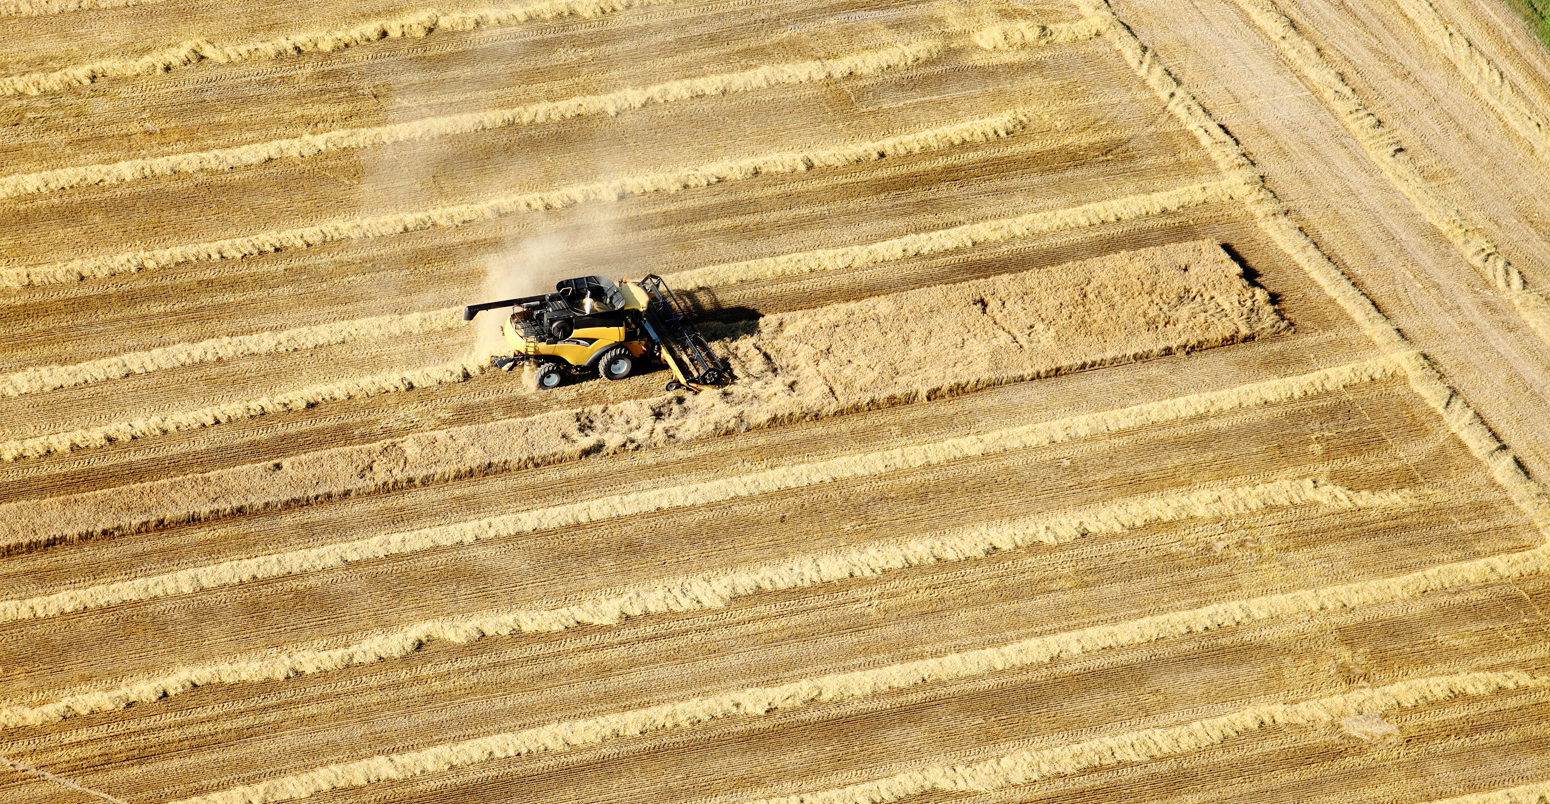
[{"left": 464, "top": 274, "right": 730, "bottom": 392}]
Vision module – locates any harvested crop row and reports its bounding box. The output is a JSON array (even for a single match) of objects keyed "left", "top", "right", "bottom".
[
  {"left": 0, "top": 109, "right": 1034, "bottom": 289},
  {"left": 4, "top": 179, "right": 1240, "bottom": 405},
  {"left": 0, "top": 358, "right": 485, "bottom": 462},
  {"left": 0, "top": 41, "right": 946, "bottom": 200},
  {"left": 161, "top": 657, "right": 1545, "bottom": 803},
  {"left": 1223, "top": 0, "right": 1550, "bottom": 348},
  {"left": 972, "top": 16, "right": 1113, "bottom": 50},
  {"left": 1390, "top": 0, "right": 1550, "bottom": 158},
  {"left": 0, "top": 241, "right": 1292, "bottom": 550},
  {"left": 0, "top": 356, "right": 1382, "bottom": 576},
  {"left": 0, "top": 478, "right": 1412, "bottom": 730},
  {"left": 0, "top": 0, "right": 152, "bottom": 15},
  {"left": 0, "top": 0, "right": 670, "bottom": 96},
  {"left": 67, "top": 539, "right": 1550, "bottom": 800},
  {"left": 0, "top": 309, "right": 464, "bottom": 398},
  {"left": 758, "top": 672, "right": 1545, "bottom": 804},
  {"left": 1075, "top": 0, "right": 1550, "bottom": 530},
  {"left": 669, "top": 177, "right": 1255, "bottom": 290}
]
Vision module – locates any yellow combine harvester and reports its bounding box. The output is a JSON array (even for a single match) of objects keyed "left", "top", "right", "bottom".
[{"left": 464, "top": 274, "right": 729, "bottom": 392}]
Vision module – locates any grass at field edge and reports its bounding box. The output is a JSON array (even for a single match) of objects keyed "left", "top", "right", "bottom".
[{"left": 1505, "top": 0, "right": 1550, "bottom": 51}]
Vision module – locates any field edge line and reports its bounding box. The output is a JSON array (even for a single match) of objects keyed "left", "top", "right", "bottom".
[
  {"left": 1073, "top": 0, "right": 1550, "bottom": 531},
  {"left": 1390, "top": 0, "right": 1550, "bottom": 159},
  {"left": 1222, "top": 0, "right": 1550, "bottom": 354}
]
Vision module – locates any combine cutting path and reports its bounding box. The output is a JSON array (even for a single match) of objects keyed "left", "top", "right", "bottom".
[{"left": 4, "top": 0, "right": 1550, "bottom": 801}]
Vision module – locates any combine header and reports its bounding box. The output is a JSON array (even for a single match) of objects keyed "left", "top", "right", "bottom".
[{"left": 464, "top": 274, "right": 730, "bottom": 392}]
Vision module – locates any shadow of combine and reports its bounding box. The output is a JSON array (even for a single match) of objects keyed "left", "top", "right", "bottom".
[
  {"left": 1220, "top": 242, "right": 1283, "bottom": 310},
  {"left": 676, "top": 285, "right": 763, "bottom": 341}
]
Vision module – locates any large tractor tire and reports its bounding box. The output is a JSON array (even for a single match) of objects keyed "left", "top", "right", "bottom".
[
  {"left": 597, "top": 346, "right": 634, "bottom": 381},
  {"left": 534, "top": 361, "right": 566, "bottom": 390}
]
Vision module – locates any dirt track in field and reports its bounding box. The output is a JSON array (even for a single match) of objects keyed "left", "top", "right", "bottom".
[{"left": 4, "top": 0, "right": 1550, "bottom": 802}]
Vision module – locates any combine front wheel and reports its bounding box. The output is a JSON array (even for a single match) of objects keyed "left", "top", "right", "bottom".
[
  {"left": 535, "top": 362, "right": 565, "bottom": 390},
  {"left": 598, "top": 346, "right": 634, "bottom": 381}
]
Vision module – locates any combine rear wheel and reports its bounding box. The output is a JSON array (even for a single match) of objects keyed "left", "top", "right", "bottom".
[{"left": 598, "top": 346, "right": 634, "bottom": 381}]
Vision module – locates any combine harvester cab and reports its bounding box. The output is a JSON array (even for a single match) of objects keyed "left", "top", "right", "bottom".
[{"left": 464, "top": 274, "right": 730, "bottom": 392}]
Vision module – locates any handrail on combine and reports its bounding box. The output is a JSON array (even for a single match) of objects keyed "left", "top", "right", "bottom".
[
  {"left": 636, "top": 274, "right": 728, "bottom": 392},
  {"left": 462, "top": 292, "right": 546, "bottom": 321}
]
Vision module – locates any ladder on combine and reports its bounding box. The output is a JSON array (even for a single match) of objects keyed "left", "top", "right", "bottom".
[{"left": 637, "top": 274, "right": 729, "bottom": 392}]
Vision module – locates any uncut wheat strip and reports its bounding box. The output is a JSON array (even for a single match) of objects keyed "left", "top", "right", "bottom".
[
  {"left": 0, "top": 478, "right": 1412, "bottom": 730},
  {"left": 0, "top": 0, "right": 672, "bottom": 96},
  {"left": 1391, "top": 0, "right": 1550, "bottom": 159},
  {"left": 1422, "top": 781, "right": 1550, "bottom": 804},
  {"left": 0, "top": 309, "right": 464, "bottom": 398},
  {"left": 0, "top": 110, "right": 1034, "bottom": 289},
  {"left": 756, "top": 672, "right": 1546, "bottom": 804},
  {"left": 0, "top": 240, "right": 1275, "bottom": 493},
  {"left": 1071, "top": 0, "right": 1550, "bottom": 531},
  {"left": 0, "top": 181, "right": 1242, "bottom": 404},
  {"left": 1, "top": 177, "right": 1224, "bottom": 403},
  {"left": 0, "top": 240, "right": 1283, "bottom": 553},
  {"left": 0, "top": 41, "right": 947, "bottom": 200},
  {"left": 669, "top": 177, "right": 1255, "bottom": 290},
  {"left": 163, "top": 655, "right": 1547, "bottom": 802},
  {"left": 0, "top": 357, "right": 485, "bottom": 462},
  {"left": 1223, "top": 0, "right": 1550, "bottom": 347},
  {"left": 0, "top": 356, "right": 1401, "bottom": 624}
]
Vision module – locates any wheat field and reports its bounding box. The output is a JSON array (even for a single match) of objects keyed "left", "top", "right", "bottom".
[{"left": 3, "top": 0, "right": 1550, "bottom": 801}]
